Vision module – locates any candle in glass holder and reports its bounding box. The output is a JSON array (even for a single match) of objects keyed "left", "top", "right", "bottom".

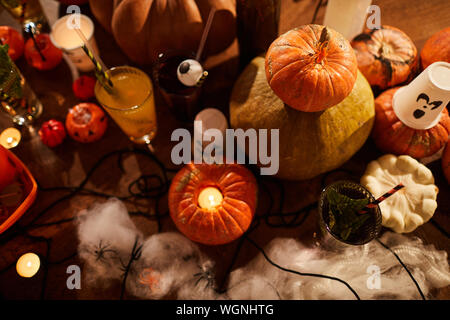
[
  {"left": 198, "top": 187, "right": 223, "bottom": 209},
  {"left": 16, "top": 253, "right": 40, "bottom": 278},
  {"left": 0, "top": 128, "right": 21, "bottom": 149}
]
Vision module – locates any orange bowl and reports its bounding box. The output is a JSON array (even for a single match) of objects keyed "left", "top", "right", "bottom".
[{"left": 0, "top": 148, "right": 37, "bottom": 234}]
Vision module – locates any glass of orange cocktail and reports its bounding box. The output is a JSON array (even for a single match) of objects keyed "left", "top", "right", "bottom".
[{"left": 94, "top": 66, "right": 157, "bottom": 145}]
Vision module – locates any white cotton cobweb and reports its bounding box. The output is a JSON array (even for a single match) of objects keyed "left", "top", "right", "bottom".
[
  {"left": 227, "top": 233, "right": 450, "bottom": 300},
  {"left": 77, "top": 199, "right": 450, "bottom": 300},
  {"left": 77, "top": 198, "right": 143, "bottom": 286},
  {"left": 127, "top": 232, "right": 216, "bottom": 300},
  {"left": 76, "top": 199, "right": 216, "bottom": 299}
]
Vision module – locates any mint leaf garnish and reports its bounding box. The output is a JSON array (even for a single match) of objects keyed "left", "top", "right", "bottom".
[
  {"left": 326, "top": 188, "right": 371, "bottom": 241},
  {"left": 0, "top": 44, "right": 22, "bottom": 99}
]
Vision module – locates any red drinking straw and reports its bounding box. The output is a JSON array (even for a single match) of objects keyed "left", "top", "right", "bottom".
[{"left": 359, "top": 183, "right": 404, "bottom": 214}]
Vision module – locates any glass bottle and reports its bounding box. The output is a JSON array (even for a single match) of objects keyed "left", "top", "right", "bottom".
[
  {"left": 236, "top": 0, "right": 281, "bottom": 69},
  {"left": 0, "top": 0, "right": 50, "bottom": 36}
]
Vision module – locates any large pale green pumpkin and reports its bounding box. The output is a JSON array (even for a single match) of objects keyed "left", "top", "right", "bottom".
[{"left": 230, "top": 56, "right": 375, "bottom": 180}]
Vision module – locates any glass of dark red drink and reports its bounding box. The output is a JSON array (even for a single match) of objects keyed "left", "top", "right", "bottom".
[{"left": 153, "top": 51, "right": 203, "bottom": 123}]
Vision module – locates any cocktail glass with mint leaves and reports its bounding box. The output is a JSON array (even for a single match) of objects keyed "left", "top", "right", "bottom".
[
  {"left": 0, "top": 44, "right": 42, "bottom": 125},
  {"left": 318, "top": 181, "right": 382, "bottom": 246}
]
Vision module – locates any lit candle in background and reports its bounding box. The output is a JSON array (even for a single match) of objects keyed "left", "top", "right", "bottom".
[
  {"left": 0, "top": 128, "right": 22, "bottom": 149},
  {"left": 198, "top": 187, "right": 223, "bottom": 209},
  {"left": 16, "top": 253, "right": 40, "bottom": 278}
]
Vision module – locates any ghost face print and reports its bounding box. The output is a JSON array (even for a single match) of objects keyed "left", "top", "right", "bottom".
[{"left": 414, "top": 93, "right": 448, "bottom": 120}]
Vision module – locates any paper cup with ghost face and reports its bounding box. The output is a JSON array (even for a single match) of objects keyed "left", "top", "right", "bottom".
[{"left": 393, "top": 61, "right": 450, "bottom": 130}]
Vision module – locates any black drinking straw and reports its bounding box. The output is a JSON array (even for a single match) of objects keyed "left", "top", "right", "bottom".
[{"left": 27, "top": 25, "right": 46, "bottom": 62}]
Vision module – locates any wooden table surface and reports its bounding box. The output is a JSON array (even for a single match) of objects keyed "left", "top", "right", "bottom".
[{"left": 0, "top": 0, "right": 449, "bottom": 300}]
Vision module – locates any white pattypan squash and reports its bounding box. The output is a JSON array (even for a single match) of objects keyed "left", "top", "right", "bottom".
[{"left": 361, "top": 154, "right": 438, "bottom": 233}]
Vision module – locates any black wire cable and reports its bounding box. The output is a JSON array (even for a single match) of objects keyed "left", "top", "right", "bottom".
[
  {"left": 430, "top": 218, "right": 450, "bottom": 239},
  {"left": 246, "top": 236, "right": 361, "bottom": 300},
  {"left": 311, "top": 0, "right": 324, "bottom": 24}
]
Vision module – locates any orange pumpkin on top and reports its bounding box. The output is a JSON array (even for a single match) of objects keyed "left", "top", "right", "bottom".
[{"left": 265, "top": 24, "right": 357, "bottom": 112}]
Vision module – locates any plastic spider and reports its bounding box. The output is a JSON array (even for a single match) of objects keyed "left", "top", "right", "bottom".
[
  {"left": 93, "top": 240, "right": 117, "bottom": 262},
  {"left": 193, "top": 262, "right": 215, "bottom": 290}
]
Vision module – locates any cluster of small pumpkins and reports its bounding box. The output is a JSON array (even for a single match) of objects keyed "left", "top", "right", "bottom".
[
  {"left": 231, "top": 24, "right": 450, "bottom": 182},
  {"left": 0, "top": 26, "right": 63, "bottom": 71},
  {"left": 351, "top": 26, "right": 450, "bottom": 184},
  {"left": 38, "top": 76, "right": 108, "bottom": 147}
]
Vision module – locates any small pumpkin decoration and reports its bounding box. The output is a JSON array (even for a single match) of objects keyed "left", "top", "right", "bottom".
[
  {"left": 24, "top": 34, "right": 63, "bottom": 71},
  {"left": 442, "top": 143, "right": 450, "bottom": 184},
  {"left": 168, "top": 162, "right": 257, "bottom": 245},
  {"left": 420, "top": 27, "right": 450, "bottom": 70},
  {"left": 0, "top": 26, "right": 24, "bottom": 61},
  {"left": 0, "top": 145, "right": 16, "bottom": 192},
  {"left": 361, "top": 154, "right": 438, "bottom": 233},
  {"left": 230, "top": 56, "right": 375, "bottom": 180},
  {"left": 38, "top": 120, "right": 66, "bottom": 148},
  {"left": 89, "top": 0, "right": 236, "bottom": 65},
  {"left": 65, "top": 103, "right": 108, "bottom": 143},
  {"left": 265, "top": 24, "right": 357, "bottom": 112},
  {"left": 372, "top": 87, "right": 450, "bottom": 158},
  {"left": 351, "top": 26, "right": 418, "bottom": 90},
  {"left": 72, "top": 76, "right": 96, "bottom": 100}
]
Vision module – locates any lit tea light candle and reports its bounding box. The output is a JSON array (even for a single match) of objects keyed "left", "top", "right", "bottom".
[
  {"left": 16, "top": 253, "right": 40, "bottom": 278},
  {"left": 198, "top": 187, "right": 223, "bottom": 209},
  {"left": 0, "top": 128, "right": 21, "bottom": 149}
]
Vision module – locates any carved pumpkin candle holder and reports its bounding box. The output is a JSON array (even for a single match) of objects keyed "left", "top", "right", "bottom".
[
  {"left": 168, "top": 162, "right": 257, "bottom": 245},
  {"left": 65, "top": 103, "right": 108, "bottom": 143},
  {"left": 372, "top": 62, "right": 450, "bottom": 159}
]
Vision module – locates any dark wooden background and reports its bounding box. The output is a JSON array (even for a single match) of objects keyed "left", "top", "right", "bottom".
[{"left": 0, "top": 0, "right": 449, "bottom": 299}]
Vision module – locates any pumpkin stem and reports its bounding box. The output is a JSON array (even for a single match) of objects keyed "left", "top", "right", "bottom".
[
  {"left": 379, "top": 44, "right": 392, "bottom": 58},
  {"left": 316, "top": 27, "right": 330, "bottom": 64}
]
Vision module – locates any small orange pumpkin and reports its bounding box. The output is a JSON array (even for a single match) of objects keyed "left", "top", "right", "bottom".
[
  {"left": 169, "top": 162, "right": 257, "bottom": 245},
  {"left": 265, "top": 24, "right": 357, "bottom": 112},
  {"left": 351, "top": 26, "right": 418, "bottom": 90},
  {"left": 421, "top": 27, "right": 450, "bottom": 70},
  {"left": 372, "top": 87, "right": 450, "bottom": 158},
  {"left": 65, "top": 103, "right": 108, "bottom": 143},
  {"left": 442, "top": 143, "right": 450, "bottom": 184}
]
